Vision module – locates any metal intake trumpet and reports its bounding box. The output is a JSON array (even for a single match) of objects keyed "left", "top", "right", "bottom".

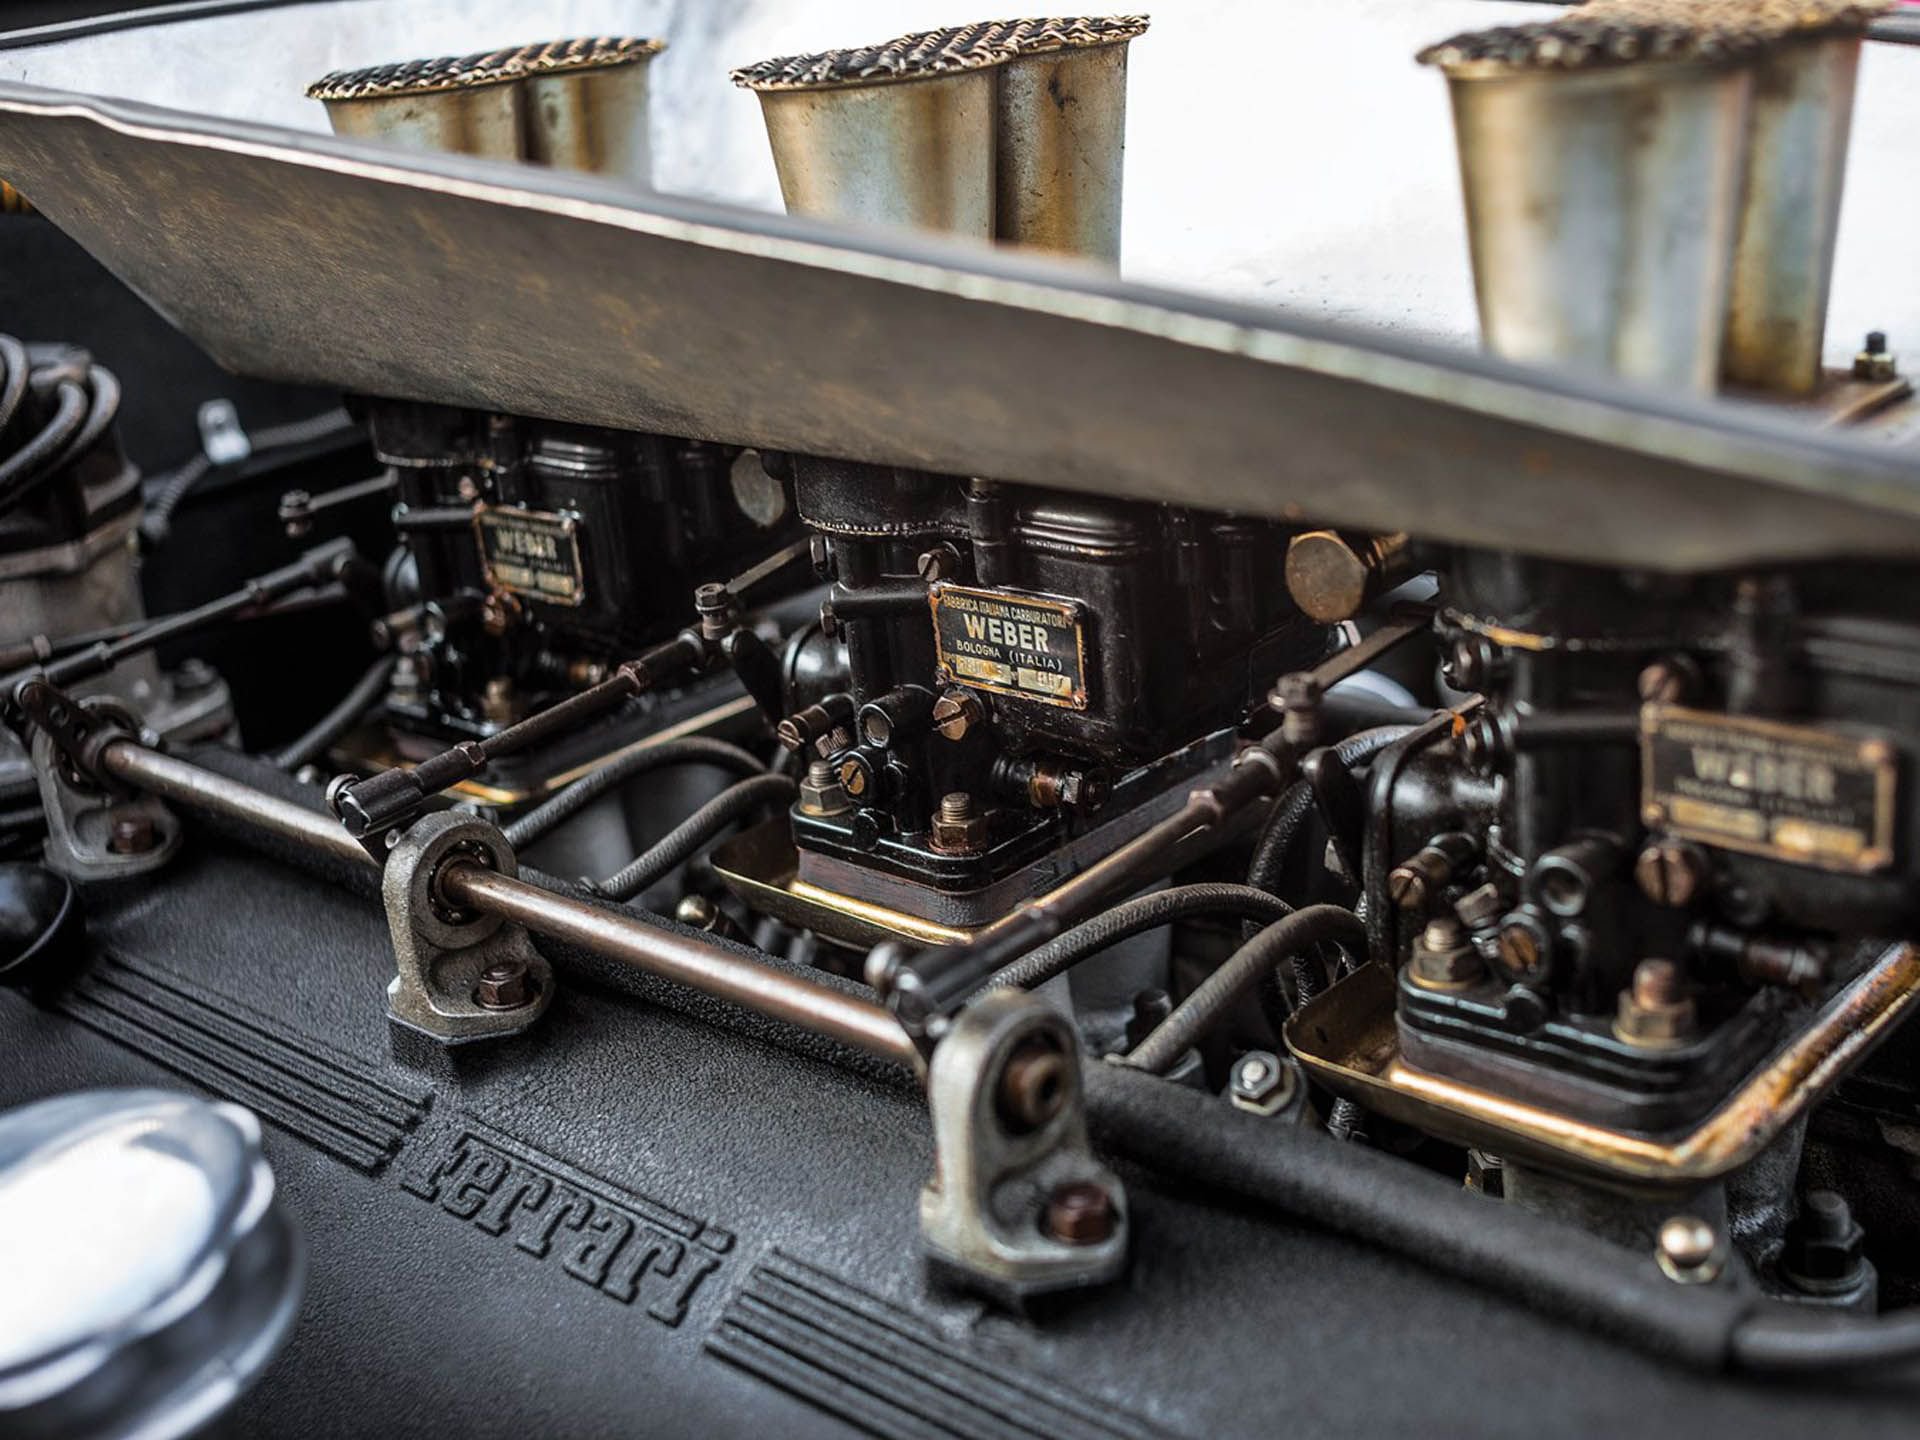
[
  {"left": 732, "top": 17, "right": 1148, "bottom": 261},
  {"left": 307, "top": 48, "right": 529, "bottom": 160},
  {"left": 1706, "top": 0, "right": 1888, "bottom": 394},
  {"left": 731, "top": 24, "right": 1009, "bottom": 239},
  {"left": 1421, "top": 0, "right": 1889, "bottom": 396},
  {"left": 307, "top": 36, "right": 667, "bottom": 185},
  {"left": 1419, "top": 6, "right": 1757, "bottom": 392},
  {"left": 992, "top": 17, "right": 1148, "bottom": 262}
]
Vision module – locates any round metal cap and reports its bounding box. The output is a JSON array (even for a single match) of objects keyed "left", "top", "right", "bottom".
[{"left": 0, "top": 1089, "right": 303, "bottom": 1439}]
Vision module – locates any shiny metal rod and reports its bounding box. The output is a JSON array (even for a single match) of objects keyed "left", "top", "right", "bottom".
[
  {"left": 101, "top": 740, "right": 368, "bottom": 865},
  {"left": 95, "top": 741, "right": 916, "bottom": 1067},
  {"left": 439, "top": 862, "right": 916, "bottom": 1065}
]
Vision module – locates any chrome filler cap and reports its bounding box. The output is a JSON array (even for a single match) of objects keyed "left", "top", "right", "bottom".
[{"left": 0, "top": 1089, "right": 303, "bottom": 1440}]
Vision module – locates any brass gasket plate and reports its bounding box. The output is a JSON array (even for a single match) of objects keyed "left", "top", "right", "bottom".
[{"left": 1286, "top": 948, "right": 1920, "bottom": 1190}]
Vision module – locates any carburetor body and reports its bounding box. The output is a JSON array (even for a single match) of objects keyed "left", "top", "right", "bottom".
[
  {"left": 780, "top": 457, "right": 1325, "bottom": 926},
  {"left": 365, "top": 399, "right": 800, "bottom": 745}
]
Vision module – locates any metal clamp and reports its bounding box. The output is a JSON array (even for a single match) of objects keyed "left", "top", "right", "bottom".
[
  {"left": 382, "top": 811, "right": 553, "bottom": 1044},
  {"left": 920, "top": 990, "right": 1128, "bottom": 1301}
]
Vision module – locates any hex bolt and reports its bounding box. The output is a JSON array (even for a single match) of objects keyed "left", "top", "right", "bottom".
[
  {"left": 473, "top": 959, "right": 534, "bottom": 1010},
  {"left": 1410, "top": 915, "right": 1483, "bottom": 989},
  {"left": 996, "top": 1034, "right": 1069, "bottom": 1135},
  {"left": 1634, "top": 839, "right": 1707, "bottom": 908},
  {"left": 1656, "top": 1215, "right": 1725, "bottom": 1285},
  {"left": 1615, "top": 958, "right": 1697, "bottom": 1048},
  {"left": 1044, "top": 1180, "right": 1115, "bottom": 1246},
  {"left": 1271, "top": 671, "right": 1325, "bottom": 748},
  {"left": 1230, "top": 1049, "right": 1296, "bottom": 1114},
  {"left": 930, "top": 790, "right": 991, "bottom": 855},
  {"left": 694, "top": 582, "right": 736, "bottom": 639},
  {"left": 1854, "top": 330, "right": 1898, "bottom": 382},
  {"left": 1636, "top": 959, "right": 1677, "bottom": 1006},
  {"left": 1780, "top": 1190, "right": 1873, "bottom": 1299},
  {"left": 106, "top": 809, "right": 158, "bottom": 856},
  {"left": 797, "top": 758, "right": 852, "bottom": 817}
]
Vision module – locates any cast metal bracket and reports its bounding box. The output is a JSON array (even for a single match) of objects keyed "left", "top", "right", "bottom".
[
  {"left": 920, "top": 989, "right": 1128, "bottom": 1301},
  {"left": 20, "top": 686, "right": 181, "bottom": 883},
  {"left": 383, "top": 810, "right": 553, "bottom": 1044}
]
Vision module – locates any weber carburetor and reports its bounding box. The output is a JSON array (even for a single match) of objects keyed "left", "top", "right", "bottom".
[{"left": 726, "top": 20, "right": 1330, "bottom": 946}]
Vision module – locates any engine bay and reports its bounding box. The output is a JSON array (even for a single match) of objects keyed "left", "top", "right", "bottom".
[{"left": 6, "top": 2, "right": 1920, "bottom": 1434}]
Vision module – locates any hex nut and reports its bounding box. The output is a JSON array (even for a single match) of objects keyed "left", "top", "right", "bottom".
[
  {"left": 1044, "top": 1181, "right": 1116, "bottom": 1246},
  {"left": 1229, "top": 1050, "right": 1296, "bottom": 1115},
  {"left": 1614, "top": 959, "right": 1696, "bottom": 1047},
  {"left": 474, "top": 959, "right": 535, "bottom": 1010},
  {"left": 1780, "top": 1190, "right": 1870, "bottom": 1295},
  {"left": 797, "top": 758, "right": 852, "bottom": 816},
  {"left": 930, "top": 792, "right": 991, "bottom": 854},
  {"left": 1410, "top": 916, "right": 1482, "bottom": 988},
  {"left": 106, "top": 809, "right": 158, "bottom": 856}
]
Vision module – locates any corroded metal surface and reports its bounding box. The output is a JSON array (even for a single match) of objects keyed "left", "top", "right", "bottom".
[
  {"left": 996, "top": 31, "right": 1135, "bottom": 260},
  {"left": 1721, "top": 33, "right": 1864, "bottom": 395},
  {"left": 4, "top": 84, "right": 1920, "bottom": 570}
]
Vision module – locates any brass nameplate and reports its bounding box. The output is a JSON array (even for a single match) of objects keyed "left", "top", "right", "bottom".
[
  {"left": 1641, "top": 705, "right": 1897, "bottom": 872},
  {"left": 474, "top": 506, "right": 585, "bottom": 607},
  {"left": 930, "top": 584, "right": 1088, "bottom": 710}
]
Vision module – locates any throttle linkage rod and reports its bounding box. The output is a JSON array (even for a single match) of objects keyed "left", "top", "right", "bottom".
[{"left": 1, "top": 538, "right": 364, "bottom": 726}]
